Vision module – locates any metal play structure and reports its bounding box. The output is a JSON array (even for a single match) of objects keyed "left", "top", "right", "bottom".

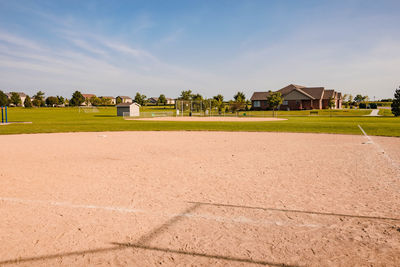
[{"left": 1, "top": 106, "right": 8, "bottom": 124}]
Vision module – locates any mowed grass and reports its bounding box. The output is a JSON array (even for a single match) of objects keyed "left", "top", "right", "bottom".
[{"left": 0, "top": 107, "right": 399, "bottom": 137}]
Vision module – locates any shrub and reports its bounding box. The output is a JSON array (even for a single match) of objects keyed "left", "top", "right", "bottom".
[{"left": 369, "top": 103, "right": 377, "bottom": 109}]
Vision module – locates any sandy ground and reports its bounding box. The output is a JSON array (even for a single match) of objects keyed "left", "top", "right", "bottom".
[
  {"left": 128, "top": 116, "right": 286, "bottom": 122},
  {"left": 0, "top": 131, "right": 399, "bottom": 266}
]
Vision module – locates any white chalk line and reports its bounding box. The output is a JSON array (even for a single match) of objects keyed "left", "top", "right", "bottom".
[
  {"left": 0, "top": 196, "right": 323, "bottom": 229},
  {"left": 358, "top": 124, "right": 400, "bottom": 172}
]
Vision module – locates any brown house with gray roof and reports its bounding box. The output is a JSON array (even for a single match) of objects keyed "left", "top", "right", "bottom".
[{"left": 251, "top": 84, "right": 342, "bottom": 110}]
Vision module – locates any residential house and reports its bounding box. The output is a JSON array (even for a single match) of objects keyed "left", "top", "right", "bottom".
[
  {"left": 149, "top": 97, "right": 175, "bottom": 105},
  {"left": 6, "top": 92, "right": 27, "bottom": 107},
  {"left": 166, "top": 98, "right": 175, "bottom": 105},
  {"left": 251, "top": 84, "right": 342, "bottom": 110},
  {"left": 117, "top": 96, "right": 133, "bottom": 104},
  {"left": 148, "top": 97, "right": 158, "bottom": 104},
  {"left": 100, "top": 96, "right": 116, "bottom": 105},
  {"left": 82, "top": 94, "right": 96, "bottom": 106}
]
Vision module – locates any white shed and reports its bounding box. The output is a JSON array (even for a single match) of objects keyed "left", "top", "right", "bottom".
[{"left": 116, "top": 102, "right": 140, "bottom": 117}]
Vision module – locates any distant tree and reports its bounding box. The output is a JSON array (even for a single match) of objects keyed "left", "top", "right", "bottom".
[
  {"left": 157, "top": 94, "right": 167, "bottom": 106},
  {"left": 191, "top": 93, "right": 203, "bottom": 101},
  {"left": 354, "top": 95, "right": 364, "bottom": 103},
  {"left": 328, "top": 97, "right": 336, "bottom": 109},
  {"left": 10, "top": 92, "right": 22, "bottom": 106},
  {"left": 69, "top": 91, "right": 85, "bottom": 106},
  {"left": 116, "top": 96, "right": 122, "bottom": 105},
  {"left": 0, "top": 90, "right": 8, "bottom": 106},
  {"left": 233, "top": 92, "right": 246, "bottom": 102},
  {"left": 134, "top": 93, "right": 147, "bottom": 106},
  {"left": 231, "top": 91, "right": 246, "bottom": 112},
  {"left": 57, "top": 96, "right": 65, "bottom": 105},
  {"left": 90, "top": 96, "right": 101, "bottom": 106},
  {"left": 100, "top": 97, "right": 112, "bottom": 106},
  {"left": 45, "top": 96, "right": 59, "bottom": 107},
  {"left": 348, "top": 94, "right": 353, "bottom": 106},
  {"left": 24, "top": 95, "right": 33, "bottom": 107},
  {"left": 266, "top": 91, "right": 283, "bottom": 116},
  {"left": 213, "top": 94, "right": 224, "bottom": 112},
  {"left": 32, "top": 91, "right": 45, "bottom": 107},
  {"left": 245, "top": 100, "right": 251, "bottom": 111},
  {"left": 342, "top": 94, "right": 349, "bottom": 108},
  {"left": 33, "top": 91, "right": 45, "bottom": 107},
  {"left": 391, "top": 86, "right": 400, "bottom": 117},
  {"left": 178, "top": 90, "right": 193, "bottom": 100},
  {"left": 84, "top": 97, "right": 90, "bottom": 106},
  {"left": 354, "top": 94, "right": 367, "bottom": 103}
]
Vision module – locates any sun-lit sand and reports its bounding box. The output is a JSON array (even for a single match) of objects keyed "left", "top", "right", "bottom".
[{"left": 0, "top": 131, "right": 399, "bottom": 266}]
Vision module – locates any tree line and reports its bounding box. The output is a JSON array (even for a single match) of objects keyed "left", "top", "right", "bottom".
[{"left": 1, "top": 88, "right": 399, "bottom": 116}]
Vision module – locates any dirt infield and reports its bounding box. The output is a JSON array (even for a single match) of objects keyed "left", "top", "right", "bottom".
[
  {"left": 1, "top": 131, "right": 399, "bottom": 266},
  {"left": 128, "top": 116, "right": 286, "bottom": 122}
]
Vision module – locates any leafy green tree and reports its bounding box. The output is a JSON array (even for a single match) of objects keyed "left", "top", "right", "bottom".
[
  {"left": 213, "top": 94, "right": 224, "bottom": 112},
  {"left": 10, "top": 92, "right": 22, "bottom": 106},
  {"left": 328, "top": 97, "right": 336, "bottom": 109},
  {"left": 191, "top": 93, "right": 203, "bottom": 101},
  {"left": 90, "top": 96, "right": 101, "bottom": 106},
  {"left": 116, "top": 96, "right": 122, "bottom": 105},
  {"left": 32, "top": 91, "right": 45, "bottom": 107},
  {"left": 354, "top": 94, "right": 368, "bottom": 103},
  {"left": 45, "top": 96, "right": 59, "bottom": 107},
  {"left": 24, "top": 95, "right": 32, "bottom": 107},
  {"left": 134, "top": 93, "right": 147, "bottom": 106},
  {"left": 245, "top": 100, "right": 251, "bottom": 111},
  {"left": 157, "top": 94, "right": 167, "bottom": 106},
  {"left": 57, "top": 96, "right": 65, "bottom": 105},
  {"left": 391, "top": 86, "right": 400, "bottom": 117},
  {"left": 233, "top": 92, "right": 246, "bottom": 102},
  {"left": 179, "top": 90, "right": 193, "bottom": 100},
  {"left": 100, "top": 97, "right": 112, "bottom": 106},
  {"left": 69, "top": 91, "right": 85, "bottom": 106},
  {"left": 342, "top": 94, "right": 349, "bottom": 108},
  {"left": 266, "top": 91, "right": 283, "bottom": 116},
  {"left": 0, "top": 90, "right": 8, "bottom": 106},
  {"left": 231, "top": 91, "right": 246, "bottom": 112}
]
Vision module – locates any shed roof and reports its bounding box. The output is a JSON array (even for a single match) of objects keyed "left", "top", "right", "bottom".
[{"left": 116, "top": 102, "right": 140, "bottom": 107}]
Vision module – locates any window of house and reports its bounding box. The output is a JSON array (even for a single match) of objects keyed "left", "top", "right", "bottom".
[
  {"left": 282, "top": 100, "right": 288, "bottom": 105},
  {"left": 253, "top": 101, "right": 261, "bottom": 107}
]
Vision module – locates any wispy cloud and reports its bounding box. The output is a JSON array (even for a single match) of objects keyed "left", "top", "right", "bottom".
[{"left": 0, "top": 0, "right": 399, "bottom": 99}]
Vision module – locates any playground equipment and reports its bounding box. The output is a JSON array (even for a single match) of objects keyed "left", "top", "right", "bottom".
[{"left": 1, "top": 106, "right": 7, "bottom": 124}]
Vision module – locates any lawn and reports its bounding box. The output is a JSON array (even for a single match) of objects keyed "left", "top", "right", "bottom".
[
  {"left": 1, "top": 107, "right": 399, "bottom": 137},
  {"left": 378, "top": 108, "right": 394, "bottom": 116}
]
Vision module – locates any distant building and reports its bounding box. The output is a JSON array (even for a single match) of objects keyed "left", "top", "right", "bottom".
[
  {"left": 117, "top": 96, "right": 133, "bottom": 104},
  {"left": 82, "top": 94, "right": 96, "bottom": 106},
  {"left": 100, "top": 96, "right": 116, "bottom": 105},
  {"left": 116, "top": 102, "right": 140, "bottom": 117},
  {"left": 250, "top": 84, "right": 343, "bottom": 110},
  {"left": 148, "top": 97, "right": 175, "bottom": 105},
  {"left": 148, "top": 97, "right": 158, "bottom": 104},
  {"left": 6, "top": 92, "right": 27, "bottom": 107},
  {"left": 166, "top": 98, "right": 175, "bottom": 105}
]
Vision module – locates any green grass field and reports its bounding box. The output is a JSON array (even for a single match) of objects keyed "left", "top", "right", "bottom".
[{"left": 1, "top": 107, "right": 399, "bottom": 137}]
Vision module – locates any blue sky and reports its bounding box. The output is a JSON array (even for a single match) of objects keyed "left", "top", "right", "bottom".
[{"left": 0, "top": 0, "right": 399, "bottom": 100}]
